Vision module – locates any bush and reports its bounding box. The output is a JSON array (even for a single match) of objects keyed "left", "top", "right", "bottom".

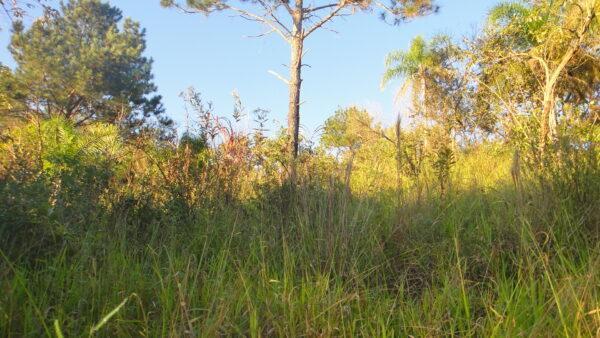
[{"left": 0, "top": 118, "right": 120, "bottom": 260}]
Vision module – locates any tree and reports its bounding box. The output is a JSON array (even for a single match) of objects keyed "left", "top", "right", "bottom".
[
  {"left": 7, "top": 0, "right": 173, "bottom": 135},
  {"left": 481, "top": 0, "right": 599, "bottom": 157},
  {"left": 383, "top": 35, "right": 474, "bottom": 140},
  {"left": 322, "top": 107, "right": 374, "bottom": 153},
  {"left": 161, "top": 0, "right": 438, "bottom": 180}
]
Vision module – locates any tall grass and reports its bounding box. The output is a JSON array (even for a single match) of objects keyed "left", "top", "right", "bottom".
[
  {"left": 2, "top": 183, "right": 598, "bottom": 335},
  {"left": 0, "top": 120, "right": 598, "bottom": 336}
]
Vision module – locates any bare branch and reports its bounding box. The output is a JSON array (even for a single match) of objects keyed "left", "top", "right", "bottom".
[
  {"left": 244, "top": 28, "right": 276, "bottom": 38},
  {"left": 170, "top": 1, "right": 292, "bottom": 43},
  {"left": 374, "top": 1, "right": 395, "bottom": 17},
  {"left": 304, "top": 3, "right": 339, "bottom": 13},
  {"left": 226, "top": 4, "right": 292, "bottom": 42},
  {"left": 171, "top": 3, "right": 204, "bottom": 15},
  {"left": 302, "top": 4, "right": 346, "bottom": 39},
  {"left": 277, "top": 0, "right": 294, "bottom": 16},
  {"left": 268, "top": 70, "right": 290, "bottom": 84},
  {"left": 255, "top": 0, "right": 293, "bottom": 36}
]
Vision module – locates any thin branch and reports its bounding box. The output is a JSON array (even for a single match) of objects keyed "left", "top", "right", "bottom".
[
  {"left": 302, "top": 4, "right": 346, "bottom": 39},
  {"left": 277, "top": 0, "right": 294, "bottom": 17},
  {"left": 171, "top": 3, "right": 204, "bottom": 14},
  {"left": 244, "top": 28, "right": 276, "bottom": 38},
  {"left": 256, "top": 0, "right": 293, "bottom": 36},
  {"left": 304, "top": 3, "right": 339, "bottom": 13},
  {"left": 171, "top": 1, "right": 292, "bottom": 43},
  {"left": 268, "top": 70, "right": 290, "bottom": 84},
  {"left": 374, "top": 1, "right": 395, "bottom": 17},
  {"left": 226, "top": 4, "right": 292, "bottom": 42}
]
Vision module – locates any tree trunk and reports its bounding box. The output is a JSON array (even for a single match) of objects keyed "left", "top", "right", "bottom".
[
  {"left": 537, "top": 4, "right": 593, "bottom": 160},
  {"left": 539, "top": 85, "right": 557, "bottom": 160},
  {"left": 287, "top": 25, "right": 303, "bottom": 182}
]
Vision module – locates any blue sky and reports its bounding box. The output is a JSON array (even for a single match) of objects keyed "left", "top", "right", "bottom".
[{"left": 0, "top": 0, "right": 499, "bottom": 138}]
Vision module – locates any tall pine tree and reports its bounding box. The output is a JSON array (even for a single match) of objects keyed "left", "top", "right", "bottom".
[
  {"left": 162, "top": 0, "right": 437, "bottom": 181},
  {"left": 7, "top": 0, "right": 173, "bottom": 135}
]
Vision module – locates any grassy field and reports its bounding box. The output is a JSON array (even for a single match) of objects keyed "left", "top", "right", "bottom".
[
  {"left": 1, "top": 0, "right": 599, "bottom": 335},
  {"left": 1, "top": 132, "right": 598, "bottom": 337}
]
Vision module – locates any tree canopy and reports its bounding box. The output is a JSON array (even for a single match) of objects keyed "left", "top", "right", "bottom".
[
  {"left": 477, "top": 0, "right": 599, "bottom": 154},
  {"left": 4, "top": 0, "right": 173, "bottom": 136}
]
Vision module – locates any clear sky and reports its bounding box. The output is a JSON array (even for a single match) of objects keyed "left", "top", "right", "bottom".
[{"left": 0, "top": 0, "right": 500, "bottom": 139}]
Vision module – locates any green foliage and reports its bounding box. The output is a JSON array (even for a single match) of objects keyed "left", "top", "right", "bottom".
[
  {"left": 321, "top": 107, "right": 374, "bottom": 151},
  {"left": 431, "top": 143, "right": 455, "bottom": 196},
  {"left": 0, "top": 117, "right": 121, "bottom": 259},
  {"left": 476, "top": 0, "right": 600, "bottom": 156},
  {"left": 382, "top": 34, "right": 458, "bottom": 86},
  {"left": 383, "top": 34, "right": 475, "bottom": 138},
  {"left": 8, "top": 0, "right": 172, "bottom": 135},
  {"left": 487, "top": 1, "right": 532, "bottom": 34},
  {"left": 0, "top": 64, "right": 27, "bottom": 130},
  {"left": 382, "top": 35, "right": 430, "bottom": 87},
  {"left": 160, "top": 0, "right": 226, "bottom": 12}
]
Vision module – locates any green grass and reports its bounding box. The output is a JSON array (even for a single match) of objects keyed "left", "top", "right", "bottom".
[
  {"left": 1, "top": 176, "right": 599, "bottom": 337},
  {"left": 0, "top": 132, "right": 598, "bottom": 336}
]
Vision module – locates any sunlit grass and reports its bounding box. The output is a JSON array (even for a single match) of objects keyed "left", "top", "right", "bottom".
[
  {"left": 1, "top": 155, "right": 598, "bottom": 337},
  {"left": 0, "top": 125, "right": 598, "bottom": 336}
]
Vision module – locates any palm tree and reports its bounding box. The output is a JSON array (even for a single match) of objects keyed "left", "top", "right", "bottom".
[
  {"left": 383, "top": 35, "right": 463, "bottom": 131},
  {"left": 382, "top": 36, "right": 435, "bottom": 118}
]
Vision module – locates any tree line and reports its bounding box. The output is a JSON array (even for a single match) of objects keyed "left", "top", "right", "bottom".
[{"left": 2, "top": 0, "right": 597, "bottom": 175}]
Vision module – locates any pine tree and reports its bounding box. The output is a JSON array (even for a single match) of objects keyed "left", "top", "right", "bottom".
[{"left": 8, "top": 0, "right": 173, "bottom": 135}]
